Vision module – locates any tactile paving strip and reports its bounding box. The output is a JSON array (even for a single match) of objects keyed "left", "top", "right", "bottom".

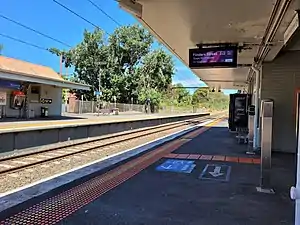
[
  {"left": 0, "top": 119, "right": 220, "bottom": 225},
  {"left": 0, "top": 137, "right": 190, "bottom": 225},
  {"left": 164, "top": 153, "right": 261, "bottom": 164}
]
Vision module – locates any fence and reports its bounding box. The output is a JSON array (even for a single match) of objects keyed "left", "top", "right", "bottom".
[
  {"left": 63, "top": 100, "right": 145, "bottom": 114},
  {"left": 159, "top": 105, "right": 205, "bottom": 114},
  {"left": 63, "top": 100, "right": 205, "bottom": 115}
]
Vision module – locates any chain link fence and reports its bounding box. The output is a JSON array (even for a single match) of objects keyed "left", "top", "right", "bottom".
[
  {"left": 63, "top": 100, "right": 145, "bottom": 114},
  {"left": 63, "top": 100, "right": 205, "bottom": 115}
]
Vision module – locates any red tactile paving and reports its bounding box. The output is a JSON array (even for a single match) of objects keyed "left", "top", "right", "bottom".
[
  {"left": 200, "top": 155, "right": 213, "bottom": 160},
  {"left": 238, "top": 157, "right": 253, "bottom": 164},
  {"left": 163, "top": 153, "right": 259, "bottom": 165},
  {"left": 176, "top": 154, "right": 189, "bottom": 159},
  {"left": 165, "top": 153, "right": 178, "bottom": 158},
  {"left": 187, "top": 154, "right": 201, "bottom": 159},
  {"left": 212, "top": 155, "right": 225, "bottom": 161},
  {"left": 225, "top": 156, "right": 239, "bottom": 163},
  {"left": 252, "top": 158, "right": 261, "bottom": 164}
]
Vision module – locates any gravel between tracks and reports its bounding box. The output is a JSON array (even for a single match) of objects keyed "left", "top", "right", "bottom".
[{"left": 0, "top": 123, "right": 195, "bottom": 193}]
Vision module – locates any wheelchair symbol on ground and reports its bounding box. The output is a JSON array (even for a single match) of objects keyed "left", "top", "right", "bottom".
[
  {"left": 199, "top": 164, "right": 231, "bottom": 181},
  {"left": 156, "top": 159, "right": 196, "bottom": 173}
]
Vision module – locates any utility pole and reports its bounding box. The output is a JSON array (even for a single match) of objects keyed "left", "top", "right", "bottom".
[
  {"left": 97, "top": 68, "right": 101, "bottom": 116},
  {"left": 59, "top": 55, "right": 63, "bottom": 76},
  {"left": 97, "top": 62, "right": 107, "bottom": 116}
]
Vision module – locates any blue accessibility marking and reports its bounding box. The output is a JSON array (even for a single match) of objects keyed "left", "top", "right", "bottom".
[{"left": 156, "top": 159, "right": 196, "bottom": 173}]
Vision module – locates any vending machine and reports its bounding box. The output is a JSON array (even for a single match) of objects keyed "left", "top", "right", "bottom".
[{"left": 228, "top": 93, "right": 252, "bottom": 132}]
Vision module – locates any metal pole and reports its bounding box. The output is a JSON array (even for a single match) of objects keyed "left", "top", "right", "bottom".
[
  {"left": 81, "top": 95, "right": 84, "bottom": 114},
  {"left": 97, "top": 68, "right": 101, "bottom": 116},
  {"left": 252, "top": 66, "right": 261, "bottom": 151},
  {"left": 59, "top": 55, "right": 62, "bottom": 76},
  {"left": 92, "top": 100, "right": 94, "bottom": 114}
]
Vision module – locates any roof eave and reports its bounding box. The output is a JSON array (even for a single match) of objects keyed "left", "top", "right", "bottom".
[{"left": 0, "top": 71, "right": 90, "bottom": 91}]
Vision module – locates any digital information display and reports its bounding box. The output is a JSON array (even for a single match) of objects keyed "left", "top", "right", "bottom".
[{"left": 189, "top": 47, "right": 237, "bottom": 69}]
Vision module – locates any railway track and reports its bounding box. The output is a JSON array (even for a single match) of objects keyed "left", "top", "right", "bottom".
[{"left": 0, "top": 116, "right": 214, "bottom": 176}]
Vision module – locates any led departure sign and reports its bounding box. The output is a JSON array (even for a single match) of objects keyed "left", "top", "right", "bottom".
[{"left": 189, "top": 46, "right": 238, "bottom": 69}]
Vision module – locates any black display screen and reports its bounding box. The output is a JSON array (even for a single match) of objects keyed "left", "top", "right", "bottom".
[{"left": 189, "top": 46, "right": 237, "bottom": 69}]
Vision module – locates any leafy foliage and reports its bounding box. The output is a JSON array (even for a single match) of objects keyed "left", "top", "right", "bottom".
[
  {"left": 49, "top": 25, "right": 174, "bottom": 105},
  {"left": 49, "top": 25, "right": 228, "bottom": 112}
]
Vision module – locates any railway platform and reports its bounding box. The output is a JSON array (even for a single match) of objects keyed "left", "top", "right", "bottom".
[
  {"left": 0, "top": 119, "right": 294, "bottom": 225},
  {"left": 0, "top": 112, "right": 209, "bottom": 153},
  {"left": 0, "top": 112, "right": 204, "bottom": 132}
]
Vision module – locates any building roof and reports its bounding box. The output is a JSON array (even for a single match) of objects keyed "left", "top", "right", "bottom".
[{"left": 0, "top": 56, "right": 90, "bottom": 90}]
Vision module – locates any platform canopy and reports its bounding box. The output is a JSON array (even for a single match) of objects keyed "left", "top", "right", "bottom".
[
  {"left": 0, "top": 56, "right": 90, "bottom": 90},
  {"left": 119, "top": 0, "right": 298, "bottom": 90}
]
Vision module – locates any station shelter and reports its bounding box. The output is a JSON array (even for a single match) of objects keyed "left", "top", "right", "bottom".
[
  {"left": 118, "top": 0, "right": 300, "bottom": 223},
  {"left": 0, "top": 55, "right": 89, "bottom": 119}
]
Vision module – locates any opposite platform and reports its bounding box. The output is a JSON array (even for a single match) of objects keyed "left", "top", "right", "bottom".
[{"left": 0, "top": 113, "right": 210, "bottom": 153}]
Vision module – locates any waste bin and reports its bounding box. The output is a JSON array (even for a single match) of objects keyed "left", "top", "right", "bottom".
[{"left": 41, "top": 107, "right": 49, "bottom": 117}]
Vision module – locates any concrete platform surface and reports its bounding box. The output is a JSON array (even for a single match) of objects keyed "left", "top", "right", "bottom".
[
  {"left": 0, "top": 112, "right": 207, "bottom": 133},
  {"left": 0, "top": 120, "right": 295, "bottom": 225}
]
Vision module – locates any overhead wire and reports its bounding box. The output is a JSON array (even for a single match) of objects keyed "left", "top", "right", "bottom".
[
  {"left": 0, "top": 14, "right": 71, "bottom": 48},
  {"left": 86, "top": 0, "right": 121, "bottom": 26},
  {"left": 0, "top": 0, "right": 115, "bottom": 53},
  {"left": 0, "top": 33, "right": 49, "bottom": 52},
  {"left": 52, "top": 0, "right": 111, "bottom": 36}
]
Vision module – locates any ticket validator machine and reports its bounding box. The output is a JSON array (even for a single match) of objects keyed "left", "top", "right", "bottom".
[
  {"left": 248, "top": 105, "right": 255, "bottom": 144},
  {"left": 256, "top": 99, "right": 274, "bottom": 194}
]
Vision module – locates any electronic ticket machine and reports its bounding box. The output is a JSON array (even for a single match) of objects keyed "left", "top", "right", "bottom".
[{"left": 228, "top": 93, "right": 251, "bottom": 132}]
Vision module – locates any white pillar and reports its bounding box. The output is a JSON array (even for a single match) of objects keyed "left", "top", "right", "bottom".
[
  {"left": 252, "top": 66, "right": 261, "bottom": 150},
  {"left": 291, "top": 91, "right": 300, "bottom": 225}
]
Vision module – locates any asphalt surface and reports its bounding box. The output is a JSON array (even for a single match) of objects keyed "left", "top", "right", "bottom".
[
  {"left": 0, "top": 120, "right": 295, "bottom": 225},
  {"left": 58, "top": 121, "right": 295, "bottom": 225}
]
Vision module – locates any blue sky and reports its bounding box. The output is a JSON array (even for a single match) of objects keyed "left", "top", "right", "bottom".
[{"left": 0, "top": 0, "right": 235, "bottom": 94}]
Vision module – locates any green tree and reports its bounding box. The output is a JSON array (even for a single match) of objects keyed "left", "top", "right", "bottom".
[
  {"left": 137, "top": 49, "right": 174, "bottom": 92},
  {"left": 192, "top": 87, "right": 209, "bottom": 105},
  {"left": 50, "top": 28, "right": 108, "bottom": 100},
  {"left": 0, "top": 44, "right": 3, "bottom": 55},
  {"left": 48, "top": 25, "right": 175, "bottom": 108},
  {"left": 71, "top": 28, "right": 108, "bottom": 100},
  {"left": 107, "top": 24, "right": 153, "bottom": 103},
  {"left": 171, "top": 83, "right": 191, "bottom": 105}
]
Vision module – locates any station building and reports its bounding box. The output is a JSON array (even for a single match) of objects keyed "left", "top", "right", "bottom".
[{"left": 0, "top": 55, "right": 89, "bottom": 118}]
